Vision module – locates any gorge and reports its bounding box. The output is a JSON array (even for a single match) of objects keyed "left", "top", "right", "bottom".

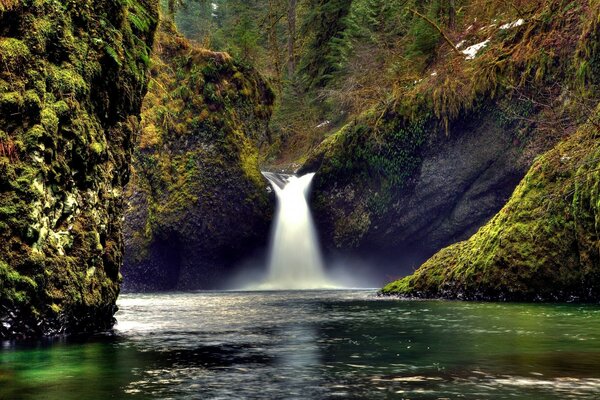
[{"left": 1, "top": 0, "right": 599, "bottom": 398}]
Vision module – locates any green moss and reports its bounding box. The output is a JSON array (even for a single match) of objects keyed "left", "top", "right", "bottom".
[
  {"left": 0, "top": 91, "right": 24, "bottom": 109},
  {"left": 0, "top": 0, "right": 158, "bottom": 339},
  {"left": 24, "top": 90, "right": 42, "bottom": 110},
  {"left": 47, "top": 65, "right": 89, "bottom": 96},
  {"left": 24, "top": 124, "right": 45, "bottom": 150},
  {"left": 123, "top": 20, "right": 274, "bottom": 289},
  {"left": 51, "top": 100, "right": 69, "bottom": 117},
  {"left": 40, "top": 108, "right": 59, "bottom": 135},
  {"left": 0, "top": 38, "right": 30, "bottom": 68},
  {"left": 90, "top": 142, "right": 105, "bottom": 155},
  {"left": 0, "top": 260, "right": 37, "bottom": 307}
]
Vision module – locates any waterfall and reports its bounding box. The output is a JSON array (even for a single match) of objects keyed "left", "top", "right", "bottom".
[{"left": 259, "top": 172, "right": 333, "bottom": 290}]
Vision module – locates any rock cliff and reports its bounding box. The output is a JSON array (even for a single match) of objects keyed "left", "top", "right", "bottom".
[
  {"left": 382, "top": 106, "right": 599, "bottom": 300},
  {"left": 122, "top": 22, "right": 274, "bottom": 291},
  {"left": 302, "top": 1, "right": 599, "bottom": 278},
  {"left": 0, "top": 0, "right": 158, "bottom": 339}
]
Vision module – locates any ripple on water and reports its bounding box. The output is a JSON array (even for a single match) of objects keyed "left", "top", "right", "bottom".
[{"left": 2, "top": 290, "right": 600, "bottom": 399}]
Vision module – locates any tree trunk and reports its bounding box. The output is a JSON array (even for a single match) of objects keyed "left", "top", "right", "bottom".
[
  {"left": 448, "top": 0, "right": 456, "bottom": 29},
  {"left": 168, "top": 0, "right": 176, "bottom": 17},
  {"left": 410, "top": 8, "right": 461, "bottom": 55},
  {"left": 268, "top": 0, "right": 284, "bottom": 94},
  {"left": 287, "top": 0, "right": 297, "bottom": 77}
]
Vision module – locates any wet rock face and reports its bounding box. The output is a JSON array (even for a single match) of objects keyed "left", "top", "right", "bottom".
[
  {"left": 121, "top": 23, "right": 275, "bottom": 292},
  {"left": 305, "top": 104, "right": 558, "bottom": 273},
  {"left": 0, "top": 0, "right": 158, "bottom": 339},
  {"left": 362, "top": 114, "right": 526, "bottom": 258},
  {"left": 382, "top": 108, "right": 600, "bottom": 301}
]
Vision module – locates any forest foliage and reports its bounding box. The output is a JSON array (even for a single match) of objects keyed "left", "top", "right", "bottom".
[{"left": 163, "top": 0, "right": 598, "bottom": 173}]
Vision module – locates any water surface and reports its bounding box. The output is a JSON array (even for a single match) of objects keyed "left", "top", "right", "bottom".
[{"left": 2, "top": 290, "right": 600, "bottom": 399}]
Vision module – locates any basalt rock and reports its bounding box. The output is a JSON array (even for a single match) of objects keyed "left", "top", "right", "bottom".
[
  {"left": 382, "top": 106, "right": 600, "bottom": 301},
  {"left": 122, "top": 22, "right": 274, "bottom": 291},
  {"left": 301, "top": 1, "right": 598, "bottom": 280},
  {"left": 0, "top": 0, "right": 158, "bottom": 339}
]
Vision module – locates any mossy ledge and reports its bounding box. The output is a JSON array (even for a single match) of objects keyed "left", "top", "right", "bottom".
[
  {"left": 122, "top": 20, "right": 274, "bottom": 291},
  {"left": 0, "top": 0, "right": 158, "bottom": 339},
  {"left": 382, "top": 105, "right": 600, "bottom": 301}
]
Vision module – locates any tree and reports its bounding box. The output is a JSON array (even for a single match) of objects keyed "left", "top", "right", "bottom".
[
  {"left": 448, "top": 0, "right": 456, "bottom": 29},
  {"left": 298, "top": 0, "right": 354, "bottom": 90},
  {"left": 266, "top": 0, "right": 285, "bottom": 93},
  {"left": 287, "top": 0, "right": 297, "bottom": 76}
]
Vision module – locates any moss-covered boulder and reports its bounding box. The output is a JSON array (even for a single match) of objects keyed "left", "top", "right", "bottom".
[
  {"left": 122, "top": 22, "right": 274, "bottom": 291},
  {"left": 0, "top": 0, "right": 158, "bottom": 339},
  {"left": 302, "top": 1, "right": 599, "bottom": 270},
  {"left": 382, "top": 106, "right": 600, "bottom": 301}
]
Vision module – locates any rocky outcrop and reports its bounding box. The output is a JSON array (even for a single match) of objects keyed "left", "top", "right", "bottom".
[
  {"left": 122, "top": 22, "right": 274, "bottom": 291},
  {"left": 382, "top": 106, "right": 600, "bottom": 301},
  {"left": 379, "top": 2, "right": 600, "bottom": 299},
  {"left": 302, "top": 1, "right": 598, "bottom": 275},
  {"left": 0, "top": 0, "right": 158, "bottom": 339},
  {"left": 303, "top": 104, "right": 545, "bottom": 270}
]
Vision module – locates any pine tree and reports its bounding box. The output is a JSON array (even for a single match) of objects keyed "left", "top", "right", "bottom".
[{"left": 298, "top": 0, "right": 354, "bottom": 91}]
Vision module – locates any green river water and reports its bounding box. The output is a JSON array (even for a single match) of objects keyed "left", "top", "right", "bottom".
[{"left": 1, "top": 290, "right": 599, "bottom": 399}]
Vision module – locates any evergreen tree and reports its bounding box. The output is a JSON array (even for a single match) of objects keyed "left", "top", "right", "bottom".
[{"left": 298, "top": 0, "right": 354, "bottom": 91}]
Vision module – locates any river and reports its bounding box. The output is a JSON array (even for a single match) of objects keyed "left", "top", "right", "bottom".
[{"left": 1, "top": 290, "right": 600, "bottom": 399}]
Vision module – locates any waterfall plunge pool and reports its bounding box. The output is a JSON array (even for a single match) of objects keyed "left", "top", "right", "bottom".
[{"left": 2, "top": 290, "right": 600, "bottom": 399}]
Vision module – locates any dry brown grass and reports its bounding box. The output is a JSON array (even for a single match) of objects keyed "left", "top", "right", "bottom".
[
  {"left": 0, "top": 0, "right": 19, "bottom": 12},
  {"left": 388, "top": 0, "right": 596, "bottom": 133},
  {"left": 0, "top": 139, "right": 18, "bottom": 162}
]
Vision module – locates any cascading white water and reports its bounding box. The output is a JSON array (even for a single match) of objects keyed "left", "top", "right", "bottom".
[{"left": 259, "top": 172, "right": 333, "bottom": 290}]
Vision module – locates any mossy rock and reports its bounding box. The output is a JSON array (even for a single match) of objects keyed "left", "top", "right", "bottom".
[
  {"left": 122, "top": 21, "right": 275, "bottom": 291},
  {"left": 301, "top": 1, "right": 600, "bottom": 268},
  {"left": 382, "top": 107, "right": 600, "bottom": 301},
  {"left": 0, "top": 0, "right": 159, "bottom": 339}
]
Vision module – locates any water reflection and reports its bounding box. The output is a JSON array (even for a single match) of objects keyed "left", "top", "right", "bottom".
[{"left": 1, "top": 291, "right": 600, "bottom": 399}]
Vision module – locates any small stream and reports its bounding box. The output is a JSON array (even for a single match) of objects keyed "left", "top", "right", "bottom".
[{"left": 2, "top": 290, "right": 600, "bottom": 399}]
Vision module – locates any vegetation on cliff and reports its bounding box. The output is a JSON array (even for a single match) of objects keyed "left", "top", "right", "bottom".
[
  {"left": 122, "top": 19, "right": 274, "bottom": 291},
  {"left": 302, "top": 0, "right": 599, "bottom": 260},
  {"left": 0, "top": 0, "right": 158, "bottom": 339}
]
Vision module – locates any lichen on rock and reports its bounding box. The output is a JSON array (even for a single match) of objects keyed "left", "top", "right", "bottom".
[{"left": 0, "top": 0, "right": 158, "bottom": 339}]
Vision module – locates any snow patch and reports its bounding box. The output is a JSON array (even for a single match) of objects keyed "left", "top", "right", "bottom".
[
  {"left": 456, "top": 40, "right": 466, "bottom": 49},
  {"left": 500, "top": 19, "right": 525, "bottom": 30},
  {"left": 462, "top": 39, "right": 490, "bottom": 60},
  {"left": 316, "top": 120, "right": 331, "bottom": 129}
]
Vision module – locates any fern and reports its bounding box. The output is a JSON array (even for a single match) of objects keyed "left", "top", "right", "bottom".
[{"left": 105, "top": 45, "right": 122, "bottom": 66}]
